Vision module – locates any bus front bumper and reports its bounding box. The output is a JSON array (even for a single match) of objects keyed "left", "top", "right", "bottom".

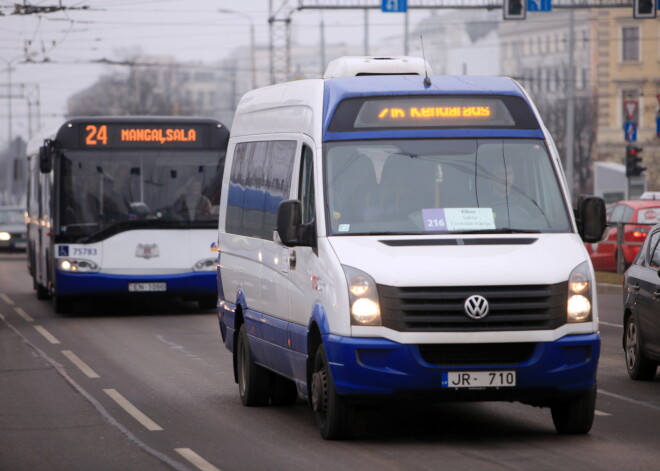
[{"left": 324, "top": 333, "right": 599, "bottom": 403}]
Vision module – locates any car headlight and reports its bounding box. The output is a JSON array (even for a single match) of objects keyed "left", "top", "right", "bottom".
[
  {"left": 0, "top": 232, "right": 10, "bottom": 241},
  {"left": 343, "top": 265, "right": 381, "bottom": 326},
  {"left": 567, "top": 261, "right": 592, "bottom": 323},
  {"left": 193, "top": 258, "right": 217, "bottom": 272},
  {"left": 58, "top": 258, "right": 99, "bottom": 273}
]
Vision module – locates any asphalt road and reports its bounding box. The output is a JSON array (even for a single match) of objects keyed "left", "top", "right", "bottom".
[{"left": 1, "top": 251, "right": 659, "bottom": 471}]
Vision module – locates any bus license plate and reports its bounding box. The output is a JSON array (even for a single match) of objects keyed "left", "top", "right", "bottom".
[
  {"left": 128, "top": 282, "right": 167, "bottom": 292},
  {"left": 442, "top": 371, "right": 516, "bottom": 389}
]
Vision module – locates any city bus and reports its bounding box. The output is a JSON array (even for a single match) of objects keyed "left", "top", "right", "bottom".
[
  {"left": 26, "top": 116, "right": 229, "bottom": 313},
  {"left": 216, "top": 57, "right": 607, "bottom": 438}
]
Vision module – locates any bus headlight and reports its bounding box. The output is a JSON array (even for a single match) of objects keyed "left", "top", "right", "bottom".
[
  {"left": 193, "top": 258, "right": 217, "bottom": 272},
  {"left": 58, "top": 258, "right": 99, "bottom": 273},
  {"left": 0, "top": 232, "right": 10, "bottom": 241},
  {"left": 567, "top": 261, "right": 592, "bottom": 323},
  {"left": 343, "top": 265, "right": 381, "bottom": 326}
]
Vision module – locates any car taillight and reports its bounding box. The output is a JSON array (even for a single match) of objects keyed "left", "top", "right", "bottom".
[{"left": 630, "top": 227, "right": 649, "bottom": 241}]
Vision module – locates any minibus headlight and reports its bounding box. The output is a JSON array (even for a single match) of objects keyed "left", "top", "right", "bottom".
[
  {"left": 193, "top": 258, "right": 217, "bottom": 272},
  {"left": 343, "top": 265, "right": 381, "bottom": 326},
  {"left": 58, "top": 258, "right": 99, "bottom": 273},
  {"left": 0, "top": 232, "right": 10, "bottom": 241},
  {"left": 567, "top": 261, "right": 592, "bottom": 323}
]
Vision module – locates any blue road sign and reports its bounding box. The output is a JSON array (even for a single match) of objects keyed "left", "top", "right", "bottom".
[
  {"left": 528, "top": 0, "right": 552, "bottom": 12},
  {"left": 625, "top": 122, "right": 637, "bottom": 142},
  {"left": 382, "top": 0, "right": 407, "bottom": 13}
]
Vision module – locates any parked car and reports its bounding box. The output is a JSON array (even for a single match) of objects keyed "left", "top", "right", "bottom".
[
  {"left": 586, "top": 200, "right": 660, "bottom": 271},
  {"left": 623, "top": 223, "right": 660, "bottom": 380},
  {"left": 0, "top": 206, "right": 26, "bottom": 251}
]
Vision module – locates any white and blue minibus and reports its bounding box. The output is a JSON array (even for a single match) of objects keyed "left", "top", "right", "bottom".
[
  {"left": 216, "top": 57, "right": 607, "bottom": 439},
  {"left": 27, "top": 117, "right": 229, "bottom": 313}
]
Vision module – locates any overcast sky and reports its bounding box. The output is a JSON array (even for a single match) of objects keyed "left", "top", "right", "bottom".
[{"left": 0, "top": 0, "right": 432, "bottom": 148}]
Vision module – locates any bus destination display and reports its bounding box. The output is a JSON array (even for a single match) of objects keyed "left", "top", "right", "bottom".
[
  {"left": 356, "top": 98, "right": 514, "bottom": 128},
  {"left": 81, "top": 123, "right": 206, "bottom": 148}
]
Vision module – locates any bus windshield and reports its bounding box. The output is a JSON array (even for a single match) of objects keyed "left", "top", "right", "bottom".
[
  {"left": 324, "top": 139, "right": 571, "bottom": 236},
  {"left": 58, "top": 149, "right": 224, "bottom": 242}
]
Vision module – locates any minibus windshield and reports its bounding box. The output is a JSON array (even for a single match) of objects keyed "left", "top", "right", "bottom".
[
  {"left": 324, "top": 139, "right": 571, "bottom": 236},
  {"left": 57, "top": 149, "right": 224, "bottom": 242}
]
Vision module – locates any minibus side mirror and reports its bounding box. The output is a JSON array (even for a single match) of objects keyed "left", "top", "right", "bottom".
[
  {"left": 276, "top": 200, "right": 316, "bottom": 248},
  {"left": 39, "top": 145, "right": 52, "bottom": 173},
  {"left": 277, "top": 200, "right": 303, "bottom": 247},
  {"left": 576, "top": 194, "right": 607, "bottom": 243}
]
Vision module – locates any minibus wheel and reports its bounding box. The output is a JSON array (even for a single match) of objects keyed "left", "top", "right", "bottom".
[
  {"left": 311, "top": 344, "right": 355, "bottom": 439},
  {"left": 52, "top": 295, "right": 73, "bottom": 314},
  {"left": 550, "top": 387, "right": 596, "bottom": 434},
  {"left": 236, "top": 324, "right": 269, "bottom": 406}
]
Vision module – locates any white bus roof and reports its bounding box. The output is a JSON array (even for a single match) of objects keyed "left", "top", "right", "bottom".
[{"left": 323, "top": 56, "right": 432, "bottom": 79}]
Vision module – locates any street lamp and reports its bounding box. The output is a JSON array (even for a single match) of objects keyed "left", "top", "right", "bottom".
[{"left": 218, "top": 8, "right": 256, "bottom": 90}]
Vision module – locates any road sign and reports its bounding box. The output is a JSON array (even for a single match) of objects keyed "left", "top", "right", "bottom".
[
  {"left": 528, "top": 0, "right": 552, "bottom": 12},
  {"left": 382, "top": 0, "right": 407, "bottom": 13},
  {"left": 624, "top": 100, "right": 638, "bottom": 122},
  {"left": 625, "top": 122, "right": 637, "bottom": 142}
]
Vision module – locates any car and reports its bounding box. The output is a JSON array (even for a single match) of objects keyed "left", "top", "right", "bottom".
[
  {"left": 623, "top": 222, "right": 660, "bottom": 380},
  {"left": 0, "top": 206, "right": 26, "bottom": 251},
  {"left": 586, "top": 200, "right": 660, "bottom": 272}
]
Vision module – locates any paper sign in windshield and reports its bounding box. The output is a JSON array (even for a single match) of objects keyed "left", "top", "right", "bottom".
[{"left": 422, "top": 208, "right": 496, "bottom": 232}]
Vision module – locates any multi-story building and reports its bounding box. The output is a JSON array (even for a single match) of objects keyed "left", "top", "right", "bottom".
[{"left": 593, "top": 8, "right": 659, "bottom": 192}]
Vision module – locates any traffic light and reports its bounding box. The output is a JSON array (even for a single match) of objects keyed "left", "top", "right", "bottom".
[
  {"left": 634, "top": 0, "right": 657, "bottom": 19},
  {"left": 625, "top": 144, "right": 646, "bottom": 177},
  {"left": 503, "top": 0, "right": 526, "bottom": 20}
]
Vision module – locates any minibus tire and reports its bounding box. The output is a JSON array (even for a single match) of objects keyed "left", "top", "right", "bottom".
[
  {"left": 236, "top": 324, "right": 270, "bottom": 406},
  {"left": 36, "top": 283, "right": 49, "bottom": 300},
  {"left": 550, "top": 387, "right": 596, "bottom": 434},
  {"left": 311, "top": 344, "right": 355, "bottom": 439}
]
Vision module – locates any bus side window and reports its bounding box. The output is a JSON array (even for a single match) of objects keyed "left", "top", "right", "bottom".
[{"left": 299, "top": 145, "right": 315, "bottom": 225}]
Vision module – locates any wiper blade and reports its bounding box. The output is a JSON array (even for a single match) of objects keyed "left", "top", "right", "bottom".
[{"left": 457, "top": 227, "right": 542, "bottom": 234}]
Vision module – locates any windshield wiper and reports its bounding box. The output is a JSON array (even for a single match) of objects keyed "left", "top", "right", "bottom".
[{"left": 457, "top": 227, "right": 542, "bottom": 234}]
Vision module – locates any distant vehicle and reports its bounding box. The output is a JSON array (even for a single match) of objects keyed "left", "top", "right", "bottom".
[
  {"left": 623, "top": 222, "right": 660, "bottom": 380},
  {"left": 586, "top": 200, "right": 660, "bottom": 271},
  {"left": 0, "top": 206, "right": 26, "bottom": 251},
  {"left": 216, "top": 56, "right": 606, "bottom": 439},
  {"left": 639, "top": 191, "right": 660, "bottom": 200},
  {"left": 26, "top": 117, "right": 229, "bottom": 313}
]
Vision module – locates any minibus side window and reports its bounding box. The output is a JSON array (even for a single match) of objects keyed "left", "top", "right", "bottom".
[{"left": 299, "top": 145, "right": 315, "bottom": 225}]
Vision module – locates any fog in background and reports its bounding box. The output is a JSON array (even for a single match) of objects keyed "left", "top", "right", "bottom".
[{"left": 0, "top": 0, "right": 436, "bottom": 148}]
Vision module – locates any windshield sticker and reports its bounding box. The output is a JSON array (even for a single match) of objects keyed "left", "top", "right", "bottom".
[
  {"left": 338, "top": 224, "right": 350, "bottom": 232},
  {"left": 422, "top": 208, "right": 496, "bottom": 232}
]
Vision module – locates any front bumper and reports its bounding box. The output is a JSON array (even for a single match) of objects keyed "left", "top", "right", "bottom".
[
  {"left": 324, "top": 333, "right": 600, "bottom": 403},
  {"left": 55, "top": 270, "right": 216, "bottom": 297}
]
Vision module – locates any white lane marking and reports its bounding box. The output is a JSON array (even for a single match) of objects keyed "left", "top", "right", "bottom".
[
  {"left": 599, "top": 389, "right": 660, "bottom": 412},
  {"left": 14, "top": 307, "right": 34, "bottom": 322},
  {"left": 103, "top": 389, "right": 163, "bottom": 431},
  {"left": 0, "top": 293, "right": 15, "bottom": 305},
  {"left": 600, "top": 321, "right": 623, "bottom": 328},
  {"left": 34, "top": 325, "right": 61, "bottom": 344},
  {"left": 175, "top": 448, "right": 222, "bottom": 471},
  {"left": 1, "top": 314, "right": 188, "bottom": 471},
  {"left": 61, "top": 350, "right": 100, "bottom": 378},
  {"left": 595, "top": 410, "right": 611, "bottom": 416}
]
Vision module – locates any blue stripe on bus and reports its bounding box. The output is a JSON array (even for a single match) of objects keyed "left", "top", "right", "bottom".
[
  {"left": 216, "top": 298, "right": 600, "bottom": 399},
  {"left": 55, "top": 270, "right": 216, "bottom": 296}
]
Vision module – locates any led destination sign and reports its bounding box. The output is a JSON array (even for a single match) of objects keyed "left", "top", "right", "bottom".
[
  {"left": 81, "top": 123, "right": 206, "bottom": 148},
  {"left": 328, "top": 95, "right": 539, "bottom": 131},
  {"left": 378, "top": 105, "right": 492, "bottom": 120}
]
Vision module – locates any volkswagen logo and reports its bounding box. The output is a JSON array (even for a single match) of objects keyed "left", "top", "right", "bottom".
[{"left": 464, "top": 295, "right": 489, "bottom": 320}]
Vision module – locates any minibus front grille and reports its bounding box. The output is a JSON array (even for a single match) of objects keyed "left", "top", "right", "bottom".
[
  {"left": 418, "top": 342, "right": 536, "bottom": 366},
  {"left": 377, "top": 283, "right": 567, "bottom": 332}
]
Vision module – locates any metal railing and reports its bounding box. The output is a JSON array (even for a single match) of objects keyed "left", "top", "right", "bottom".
[{"left": 593, "top": 222, "right": 654, "bottom": 274}]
